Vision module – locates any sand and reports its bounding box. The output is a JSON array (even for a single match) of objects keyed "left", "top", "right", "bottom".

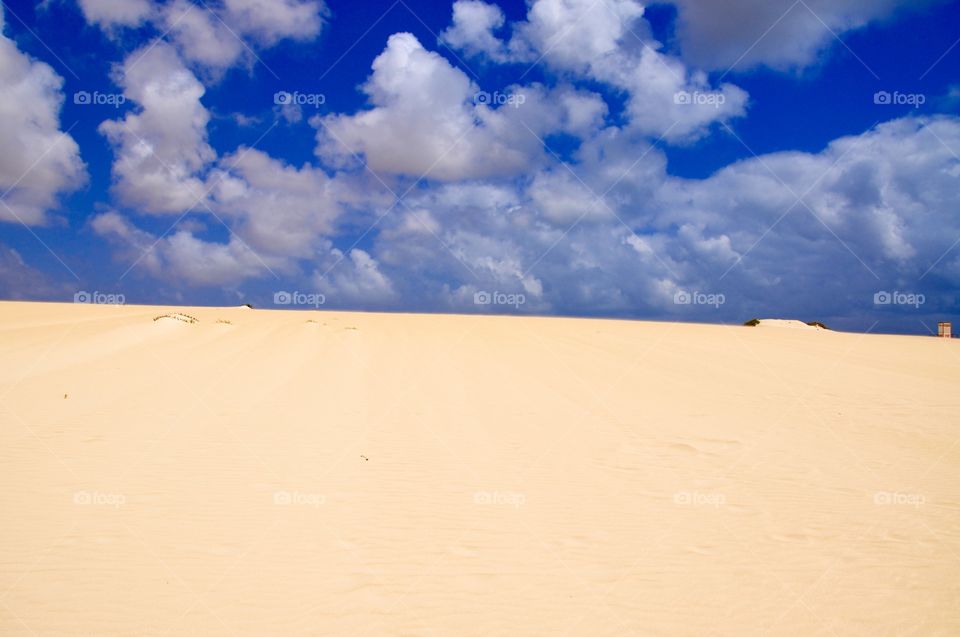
[
  {"left": 753, "top": 319, "right": 825, "bottom": 330},
  {"left": 1, "top": 301, "right": 958, "bottom": 635}
]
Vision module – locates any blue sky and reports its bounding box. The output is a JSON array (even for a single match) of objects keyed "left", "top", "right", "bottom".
[{"left": 0, "top": 0, "right": 958, "bottom": 333}]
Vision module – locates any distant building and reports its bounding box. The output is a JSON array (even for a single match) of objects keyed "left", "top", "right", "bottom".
[{"left": 938, "top": 322, "right": 952, "bottom": 338}]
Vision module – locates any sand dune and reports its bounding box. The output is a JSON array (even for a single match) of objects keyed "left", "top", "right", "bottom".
[
  {"left": 1, "top": 301, "right": 958, "bottom": 635},
  {"left": 752, "top": 319, "right": 826, "bottom": 330}
]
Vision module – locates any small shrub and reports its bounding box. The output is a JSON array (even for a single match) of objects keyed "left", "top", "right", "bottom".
[{"left": 154, "top": 313, "right": 198, "bottom": 324}]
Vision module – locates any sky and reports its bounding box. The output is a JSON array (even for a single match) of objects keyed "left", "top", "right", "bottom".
[{"left": 0, "top": 0, "right": 958, "bottom": 333}]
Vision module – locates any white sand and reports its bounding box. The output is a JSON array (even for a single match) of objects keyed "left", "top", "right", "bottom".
[
  {"left": 753, "top": 318, "right": 824, "bottom": 330},
  {"left": 1, "top": 301, "right": 958, "bottom": 635}
]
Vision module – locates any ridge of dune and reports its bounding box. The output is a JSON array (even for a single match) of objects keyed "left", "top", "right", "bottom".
[
  {"left": 752, "top": 318, "right": 825, "bottom": 330},
  {"left": 0, "top": 301, "right": 958, "bottom": 636}
]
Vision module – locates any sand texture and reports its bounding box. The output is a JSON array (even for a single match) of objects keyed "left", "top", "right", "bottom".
[{"left": 1, "top": 301, "right": 958, "bottom": 635}]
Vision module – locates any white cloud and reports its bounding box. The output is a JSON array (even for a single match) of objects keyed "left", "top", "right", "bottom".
[
  {"left": 92, "top": 210, "right": 282, "bottom": 286},
  {"left": 313, "top": 248, "right": 397, "bottom": 306},
  {"left": 600, "top": 47, "right": 748, "bottom": 142},
  {"left": 99, "top": 43, "right": 215, "bottom": 214},
  {"left": 94, "top": 134, "right": 363, "bottom": 287},
  {"left": 554, "top": 88, "right": 609, "bottom": 137},
  {"left": 207, "top": 147, "right": 342, "bottom": 257},
  {"left": 441, "top": 0, "right": 648, "bottom": 71},
  {"left": 76, "top": 0, "right": 153, "bottom": 28},
  {"left": 527, "top": 169, "right": 612, "bottom": 225},
  {"left": 316, "top": 33, "right": 544, "bottom": 181},
  {"left": 314, "top": 116, "right": 960, "bottom": 320},
  {"left": 316, "top": 33, "right": 613, "bottom": 181},
  {"left": 161, "top": 0, "right": 246, "bottom": 74},
  {"left": 221, "top": 0, "right": 326, "bottom": 45},
  {"left": 72, "top": 1, "right": 957, "bottom": 329},
  {"left": 441, "top": 0, "right": 748, "bottom": 141},
  {"left": 655, "top": 117, "right": 960, "bottom": 298},
  {"left": 440, "top": 0, "right": 507, "bottom": 60},
  {"left": 0, "top": 5, "right": 86, "bottom": 225},
  {"left": 440, "top": 0, "right": 937, "bottom": 75},
  {"left": 275, "top": 100, "right": 303, "bottom": 124},
  {"left": 159, "top": 230, "right": 280, "bottom": 285},
  {"left": 91, "top": 28, "right": 358, "bottom": 288},
  {"left": 669, "top": 0, "right": 936, "bottom": 71},
  {"left": 0, "top": 243, "right": 72, "bottom": 299},
  {"left": 90, "top": 209, "right": 163, "bottom": 272},
  {"left": 93, "top": 141, "right": 359, "bottom": 287},
  {"left": 78, "top": 0, "right": 326, "bottom": 73},
  {"left": 91, "top": 100, "right": 960, "bottom": 327},
  {"left": 511, "top": 0, "right": 647, "bottom": 70}
]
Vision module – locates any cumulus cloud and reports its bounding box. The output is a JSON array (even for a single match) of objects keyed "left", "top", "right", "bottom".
[
  {"left": 309, "top": 116, "right": 960, "bottom": 321},
  {"left": 601, "top": 47, "right": 748, "bottom": 142},
  {"left": 365, "top": 181, "right": 551, "bottom": 309},
  {"left": 156, "top": 231, "right": 281, "bottom": 285},
  {"left": 207, "top": 147, "right": 343, "bottom": 257},
  {"left": 91, "top": 103, "right": 960, "bottom": 327},
  {"left": 72, "top": 0, "right": 956, "bottom": 332},
  {"left": 527, "top": 168, "right": 612, "bottom": 225},
  {"left": 439, "top": 0, "right": 507, "bottom": 60},
  {"left": 99, "top": 43, "right": 214, "bottom": 214},
  {"left": 669, "top": 0, "right": 936, "bottom": 71},
  {"left": 77, "top": 0, "right": 154, "bottom": 28},
  {"left": 91, "top": 32, "right": 358, "bottom": 288},
  {"left": 93, "top": 141, "right": 361, "bottom": 286},
  {"left": 441, "top": 0, "right": 748, "bottom": 141},
  {"left": 160, "top": 0, "right": 246, "bottom": 73},
  {"left": 445, "top": 0, "right": 937, "bottom": 74},
  {"left": 0, "top": 243, "right": 72, "bottom": 299},
  {"left": 313, "top": 248, "right": 397, "bottom": 306},
  {"left": 92, "top": 210, "right": 282, "bottom": 286},
  {"left": 510, "top": 0, "right": 648, "bottom": 69},
  {"left": 89, "top": 209, "right": 163, "bottom": 272},
  {"left": 221, "top": 0, "right": 326, "bottom": 45},
  {"left": 94, "top": 132, "right": 363, "bottom": 287},
  {"left": 652, "top": 117, "right": 960, "bottom": 311},
  {"left": 0, "top": 4, "right": 86, "bottom": 225},
  {"left": 79, "top": 0, "right": 326, "bottom": 73},
  {"left": 315, "top": 32, "right": 605, "bottom": 181}
]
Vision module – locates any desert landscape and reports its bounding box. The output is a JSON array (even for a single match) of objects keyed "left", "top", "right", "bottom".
[{"left": 1, "top": 300, "right": 958, "bottom": 635}]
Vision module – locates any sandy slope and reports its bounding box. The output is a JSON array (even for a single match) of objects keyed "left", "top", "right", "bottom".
[{"left": 0, "top": 301, "right": 958, "bottom": 636}]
